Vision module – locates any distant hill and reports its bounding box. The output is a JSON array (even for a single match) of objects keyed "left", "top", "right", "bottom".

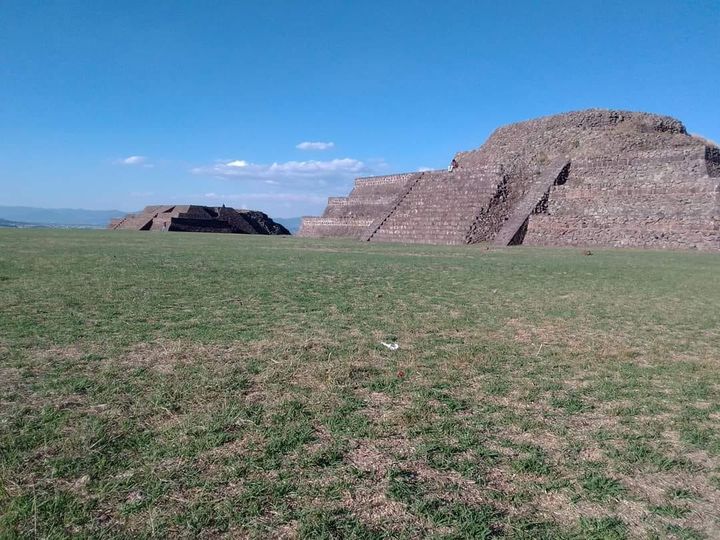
[
  {"left": 273, "top": 217, "right": 301, "bottom": 234},
  {"left": 0, "top": 206, "right": 126, "bottom": 228},
  {"left": 0, "top": 217, "right": 51, "bottom": 228}
]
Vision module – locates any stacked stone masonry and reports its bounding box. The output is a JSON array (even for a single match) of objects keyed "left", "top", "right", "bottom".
[
  {"left": 299, "top": 173, "right": 415, "bottom": 238},
  {"left": 298, "top": 109, "right": 720, "bottom": 250},
  {"left": 109, "top": 205, "right": 290, "bottom": 235}
]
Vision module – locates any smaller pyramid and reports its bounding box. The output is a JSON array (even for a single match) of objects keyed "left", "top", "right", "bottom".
[{"left": 109, "top": 205, "right": 290, "bottom": 235}]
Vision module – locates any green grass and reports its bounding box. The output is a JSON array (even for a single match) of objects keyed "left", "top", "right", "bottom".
[
  {"left": 1, "top": 229, "right": 720, "bottom": 538},
  {"left": 581, "top": 471, "right": 625, "bottom": 502}
]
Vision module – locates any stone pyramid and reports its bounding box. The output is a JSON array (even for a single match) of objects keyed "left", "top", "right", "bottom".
[
  {"left": 299, "top": 110, "right": 720, "bottom": 250},
  {"left": 109, "top": 205, "right": 290, "bottom": 235}
]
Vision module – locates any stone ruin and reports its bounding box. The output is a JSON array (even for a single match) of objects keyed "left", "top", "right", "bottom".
[
  {"left": 109, "top": 205, "right": 290, "bottom": 235},
  {"left": 299, "top": 110, "right": 720, "bottom": 250}
]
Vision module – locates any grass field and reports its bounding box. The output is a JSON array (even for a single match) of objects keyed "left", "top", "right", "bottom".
[{"left": 1, "top": 230, "right": 719, "bottom": 539}]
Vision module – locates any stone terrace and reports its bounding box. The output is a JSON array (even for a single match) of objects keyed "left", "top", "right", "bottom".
[{"left": 298, "top": 173, "right": 415, "bottom": 239}]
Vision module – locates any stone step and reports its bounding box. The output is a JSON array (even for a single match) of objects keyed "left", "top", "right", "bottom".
[
  {"left": 552, "top": 180, "right": 718, "bottom": 196},
  {"left": 371, "top": 219, "right": 472, "bottom": 229},
  {"left": 566, "top": 175, "right": 711, "bottom": 186},
  {"left": 350, "top": 185, "right": 409, "bottom": 198},
  {"left": 297, "top": 216, "right": 372, "bottom": 238},
  {"left": 322, "top": 204, "right": 392, "bottom": 219},
  {"left": 369, "top": 235, "right": 466, "bottom": 245},
  {"left": 372, "top": 227, "right": 468, "bottom": 238},
  {"left": 527, "top": 214, "right": 719, "bottom": 230},
  {"left": 367, "top": 167, "right": 501, "bottom": 243},
  {"left": 115, "top": 216, "right": 154, "bottom": 230},
  {"left": 524, "top": 215, "right": 719, "bottom": 251},
  {"left": 547, "top": 199, "right": 718, "bottom": 218},
  {"left": 571, "top": 146, "right": 705, "bottom": 169},
  {"left": 373, "top": 226, "right": 467, "bottom": 235}
]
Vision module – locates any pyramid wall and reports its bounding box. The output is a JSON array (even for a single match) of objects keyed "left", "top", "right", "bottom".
[
  {"left": 523, "top": 147, "right": 719, "bottom": 249},
  {"left": 299, "top": 110, "right": 720, "bottom": 250}
]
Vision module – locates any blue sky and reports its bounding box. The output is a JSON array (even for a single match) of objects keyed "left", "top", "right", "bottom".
[{"left": 1, "top": 0, "right": 718, "bottom": 217}]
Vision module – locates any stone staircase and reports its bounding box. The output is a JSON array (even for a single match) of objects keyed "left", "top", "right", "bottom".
[
  {"left": 493, "top": 159, "right": 570, "bottom": 246},
  {"left": 112, "top": 215, "right": 154, "bottom": 230},
  {"left": 111, "top": 205, "right": 179, "bottom": 231},
  {"left": 109, "top": 217, "right": 126, "bottom": 229},
  {"left": 366, "top": 166, "right": 502, "bottom": 244},
  {"left": 362, "top": 172, "right": 424, "bottom": 241},
  {"left": 150, "top": 208, "right": 182, "bottom": 230},
  {"left": 298, "top": 173, "right": 414, "bottom": 238}
]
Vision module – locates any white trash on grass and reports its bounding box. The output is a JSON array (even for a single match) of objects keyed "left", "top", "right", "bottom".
[{"left": 381, "top": 342, "right": 399, "bottom": 351}]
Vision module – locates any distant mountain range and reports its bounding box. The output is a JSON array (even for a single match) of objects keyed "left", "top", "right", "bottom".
[
  {"left": 0, "top": 218, "right": 35, "bottom": 228},
  {"left": 0, "top": 206, "right": 303, "bottom": 233},
  {"left": 273, "top": 217, "right": 301, "bottom": 234},
  {"left": 0, "top": 206, "right": 126, "bottom": 228}
]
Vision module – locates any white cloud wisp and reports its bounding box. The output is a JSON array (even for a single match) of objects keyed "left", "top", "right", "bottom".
[
  {"left": 192, "top": 158, "right": 368, "bottom": 182},
  {"left": 120, "top": 156, "right": 146, "bottom": 165},
  {"left": 296, "top": 141, "right": 335, "bottom": 151},
  {"left": 115, "top": 156, "right": 154, "bottom": 168}
]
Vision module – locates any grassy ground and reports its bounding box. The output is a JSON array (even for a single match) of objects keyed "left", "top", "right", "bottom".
[{"left": 1, "top": 230, "right": 719, "bottom": 539}]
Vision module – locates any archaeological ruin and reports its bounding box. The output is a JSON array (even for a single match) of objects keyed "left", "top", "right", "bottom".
[
  {"left": 299, "top": 110, "right": 720, "bottom": 250},
  {"left": 109, "top": 205, "right": 290, "bottom": 235}
]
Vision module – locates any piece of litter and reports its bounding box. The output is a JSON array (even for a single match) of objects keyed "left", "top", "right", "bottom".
[{"left": 381, "top": 342, "right": 399, "bottom": 351}]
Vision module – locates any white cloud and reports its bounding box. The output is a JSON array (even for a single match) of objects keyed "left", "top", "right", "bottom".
[
  {"left": 227, "top": 160, "right": 248, "bottom": 168},
  {"left": 115, "top": 155, "right": 154, "bottom": 168},
  {"left": 417, "top": 166, "right": 433, "bottom": 172},
  {"left": 120, "top": 156, "right": 147, "bottom": 165},
  {"left": 192, "top": 157, "right": 369, "bottom": 182},
  {"left": 296, "top": 141, "right": 335, "bottom": 151}
]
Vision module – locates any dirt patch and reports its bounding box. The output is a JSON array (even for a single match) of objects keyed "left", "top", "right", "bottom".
[
  {"left": 117, "top": 339, "right": 267, "bottom": 374},
  {"left": 505, "top": 429, "right": 565, "bottom": 453},
  {"left": 347, "top": 442, "right": 391, "bottom": 475},
  {"left": 533, "top": 490, "right": 607, "bottom": 526},
  {"left": 268, "top": 521, "right": 298, "bottom": 539},
  {"left": 503, "top": 317, "right": 634, "bottom": 359},
  {"left": 344, "top": 485, "right": 422, "bottom": 531},
  {"left": 114, "top": 337, "right": 338, "bottom": 375},
  {"left": 534, "top": 488, "right": 662, "bottom": 540},
  {"left": 622, "top": 472, "right": 720, "bottom": 538},
  {"left": 357, "top": 390, "right": 411, "bottom": 426},
  {"left": 0, "top": 367, "right": 23, "bottom": 403}
]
